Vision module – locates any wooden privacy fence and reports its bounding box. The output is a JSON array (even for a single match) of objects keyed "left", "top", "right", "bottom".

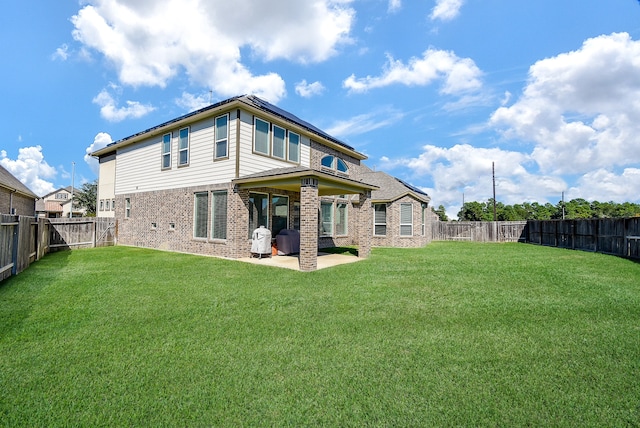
[
  {"left": 433, "top": 221, "right": 528, "bottom": 242},
  {"left": 527, "top": 217, "right": 640, "bottom": 259},
  {"left": 1, "top": 215, "right": 49, "bottom": 282},
  {"left": 0, "top": 216, "right": 116, "bottom": 282}
]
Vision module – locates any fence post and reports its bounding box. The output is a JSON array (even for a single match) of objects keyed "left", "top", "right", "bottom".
[{"left": 11, "top": 219, "right": 19, "bottom": 275}]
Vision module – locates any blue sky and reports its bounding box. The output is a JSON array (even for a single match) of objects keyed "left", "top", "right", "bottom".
[{"left": 2, "top": 0, "right": 640, "bottom": 217}]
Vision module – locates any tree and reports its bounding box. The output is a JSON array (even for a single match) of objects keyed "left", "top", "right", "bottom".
[
  {"left": 432, "top": 205, "right": 448, "bottom": 221},
  {"left": 75, "top": 180, "right": 97, "bottom": 216}
]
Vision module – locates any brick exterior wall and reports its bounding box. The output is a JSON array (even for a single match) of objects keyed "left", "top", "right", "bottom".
[
  {"left": 0, "top": 188, "right": 35, "bottom": 216},
  {"left": 115, "top": 183, "right": 245, "bottom": 259},
  {"left": 371, "top": 196, "right": 434, "bottom": 248}
]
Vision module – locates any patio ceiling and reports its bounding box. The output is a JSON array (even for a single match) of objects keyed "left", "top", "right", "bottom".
[{"left": 233, "top": 168, "right": 378, "bottom": 196}]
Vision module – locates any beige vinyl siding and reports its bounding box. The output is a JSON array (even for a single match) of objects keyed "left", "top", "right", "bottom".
[
  {"left": 115, "top": 116, "right": 237, "bottom": 194},
  {"left": 237, "top": 110, "right": 311, "bottom": 177},
  {"left": 97, "top": 155, "right": 116, "bottom": 218}
]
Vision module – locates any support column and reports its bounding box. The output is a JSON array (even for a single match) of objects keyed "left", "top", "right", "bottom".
[
  {"left": 300, "top": 178, "right": 319, "bottom": 272},
  {"left": 229, "top": 186, "right": 250, "bottom": 258},
  {"left": 358, "top": 190, "right": 372, "bottom": 259}
]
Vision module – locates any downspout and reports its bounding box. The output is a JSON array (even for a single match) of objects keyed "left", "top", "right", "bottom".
[
  {"left": 9, "top": 188, "right": 16, "bottom": 215},
  {"left": 235, "top": 109, "right": 241, "bottom": 178}
]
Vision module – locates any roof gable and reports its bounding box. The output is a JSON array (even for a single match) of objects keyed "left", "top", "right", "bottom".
[
  {"left": 363, "top": 171, "right": 430, "bottom": 204},
  {"left": 0, "top": 164, "right": 38, "bottom": 198}
]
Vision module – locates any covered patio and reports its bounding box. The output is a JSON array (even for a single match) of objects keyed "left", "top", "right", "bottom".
[{"left": 233, "top": 167, "right": 378, "bottom": 271}]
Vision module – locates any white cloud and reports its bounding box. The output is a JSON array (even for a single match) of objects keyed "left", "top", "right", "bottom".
[
  {"left": 325, "top": 107, "right": 404, "bottom": 138},
  {"left": 84, "top": 133, "right": 114, "bottom": 175},
  {"left": 0, "top": 146, "right": 57, "bottom": 196},
  {"left": 343, "top": 49, "right": 482, "bottom": 95},
  {"left": 70, "top": 0, "right": 355, "bottom": 103},
  {"left": 380, "top": 144, "right": 566, "bottom": 219},
  {"left": 52, "top": 44, "right": 70, "bottom": 61},
  {"left": 92, "top": 86, "right": 155, "bottom": 122},
  {"left": 430, "top": 0, "right": 464, "bottom": 22},
  {"left": 388, "top": 0, "right": 401, "bottom": 13},
  {"left": 490, "top": 32, "right": 640, "bottom": 175},
  {"left": 295, "top": 80, "right": 325, "bottom": 98},
  {"left": 176, "top": 92, "right": 211, "bottom": 112},
  {"left": 570, "top": 168, "right": 640, "bottom": 202}
]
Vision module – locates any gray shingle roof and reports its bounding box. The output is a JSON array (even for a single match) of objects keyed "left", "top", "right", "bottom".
[
  {"left": 101, "top": 94, "right": 355, "bottom": 154},
  {"left": 0, "top": 164, "right": 38, "bottom": 198},
  {"left": 362, "top": 170, "right": 430, "bottom": 203}
]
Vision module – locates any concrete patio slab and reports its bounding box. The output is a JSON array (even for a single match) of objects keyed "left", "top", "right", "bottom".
[{"left": 237, "top": 252, "right": 362, "bottom": 271}]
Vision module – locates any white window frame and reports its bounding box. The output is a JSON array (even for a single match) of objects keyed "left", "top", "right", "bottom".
[
  {"left": 335, "top": 202, "right": 348, "bottom": 236},
  {"left": 400, "top": 203, "right": 413, "bottom": 236},
  {"left": 125, "top": 198, "right": 131, "bottom": 218},
  {"left": 178, "top": 127, "right": 190, "bottom": 166},
  {"left": 272, "top": 125, "right": 286, "bottom": 160},
  {"left": 254, "top": 118, "right": 270, "bottom": 155},
  {"left": 193, "top": 192, "right": 209, "bottom": 239},
  {"left": 320, "top": 201, "right": 333, "bottom": 237},
  {"left": 288, "top": 131, "right": 300, "bottom": 163},
  {"left": 211, "top": 191, "right": 228, "bottom": 240},
  {"left": 214, "top": 114, "right": 229, "bottom": 160},
  {"left": 374, "top": 203, "right": 387, "bottom": 236},
  {"left": 99, "top": 199, "right": 104, "bottom": 211},
  {"left": 320, "top": 155, "right": 349, "bottom": 175},
  {"left": 162, "top": 132, "right": 172, "bottom": 169}
]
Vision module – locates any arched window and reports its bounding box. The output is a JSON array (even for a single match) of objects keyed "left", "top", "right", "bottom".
[
  {"left": 321, "top": 155, "right": 334, "bottom": 168},
  {"left": 320, "top": 155, "right": 349, "bottom": 174},
  {"left": 336, "top": 158, "right": 348, "bottom": 173}
]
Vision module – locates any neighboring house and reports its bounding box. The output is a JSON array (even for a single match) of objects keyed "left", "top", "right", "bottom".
[
  {"left": 92, "top": 95, "right": 432, "bottom": 271},
  {"left": 0, "top": 164, "right": 37, "bottom": 216},
  {"left": 36, "top": 187, "right": 85, "bottom": 218}
]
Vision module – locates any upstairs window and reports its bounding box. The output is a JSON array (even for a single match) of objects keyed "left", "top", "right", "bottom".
[
  {"left": 162, "top": 133, "right": 171, "bottom": 169},
  {"left": 214, "top": 114, "right": 228, "bottom": 159},
  {"left": 178, "top": 127, "right": 189, "bottom": 166},
  {"left": 320, "top": 155, "right": 348, "bottom": 174},
  {"left": 55, "top": 193, "right": 68, "bottom": 200},
  {"left": 288, "top": 132, "right": 300, "bottom": 163},
  {"left": 254, "top": 118, "right": 270, "bottom": 155},
  {"left": 272, "top": 125, "right": 286, "bottom": 159}
]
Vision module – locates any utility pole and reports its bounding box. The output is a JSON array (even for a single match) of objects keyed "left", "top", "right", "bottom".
[
  {"left": 70, "top": 161, "right": 75, "bottom": 218},
  {"left": 492, "top": 162, "right": 497, "bottom": 221}
]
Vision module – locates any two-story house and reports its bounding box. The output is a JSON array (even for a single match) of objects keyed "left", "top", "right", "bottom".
[
  {"left": 36, "top": 187, "right": 85, "bottom": 218},
  {"left": 92, "top": 95, "right": 432, "bottom": 271}
]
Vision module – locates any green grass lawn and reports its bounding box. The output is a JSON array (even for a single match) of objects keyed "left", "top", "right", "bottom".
[{"left": 1, "top": 242, "right": 639, "bottom": 426}]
